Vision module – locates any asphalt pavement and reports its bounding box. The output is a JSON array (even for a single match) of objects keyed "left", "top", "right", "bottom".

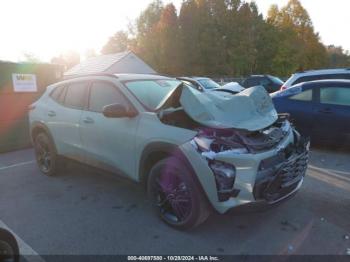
[{"left": 0, "top": 147, "right": 349, "bottom": 256}]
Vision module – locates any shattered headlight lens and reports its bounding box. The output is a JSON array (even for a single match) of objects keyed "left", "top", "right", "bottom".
[
  {"left": 191, "top": 135, "right": 248, "bottom": 157},
  {"left": 209, "top": 161, "right": 236, "bottom": 191}
]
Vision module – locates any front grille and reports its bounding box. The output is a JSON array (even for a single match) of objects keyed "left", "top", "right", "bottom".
[{"left": 253, "top": 138, "right": 309, "bottom": 203}]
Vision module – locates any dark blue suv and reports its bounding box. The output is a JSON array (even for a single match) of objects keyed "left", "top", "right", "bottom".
[{"left": 272, "top": 80, "right": 350, "bottom": 144}]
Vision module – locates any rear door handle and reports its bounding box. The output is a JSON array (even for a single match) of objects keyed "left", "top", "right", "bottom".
[
  {"left": 83, "top": 117, "right": 94, "bottom": 124},
  {"left": 318, "top": 108, "right": 332, "bottom": 114},
  {"left": 48, "top": 110, "right": 56, "bottom": 117}
]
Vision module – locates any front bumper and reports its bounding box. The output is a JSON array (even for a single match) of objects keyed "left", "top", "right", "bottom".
[
  {"left": 253, "top": 136, "right": 309, "bottom": 204},
  {"left": 180, "top": 130, "right": 309, "bottom": 214}
]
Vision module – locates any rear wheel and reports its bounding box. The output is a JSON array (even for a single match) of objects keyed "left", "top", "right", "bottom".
[
  {"left": 34, "top": 132, "right": 58, "bottom": 176},
  {"left": 147, "top": 157, "right": 210, "bottom": 229}
]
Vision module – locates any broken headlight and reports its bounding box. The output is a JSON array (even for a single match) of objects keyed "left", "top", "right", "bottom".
[
  {"left": 191, "top": 135, "right": 248, "bottom": 156},
  {"left": 209, "top": 161, "right": 236, "bottom": 191}
]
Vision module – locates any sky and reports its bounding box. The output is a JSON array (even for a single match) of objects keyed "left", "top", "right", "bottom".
[{"left": 0, "top": 0, "right": 349, "bottom": 62}]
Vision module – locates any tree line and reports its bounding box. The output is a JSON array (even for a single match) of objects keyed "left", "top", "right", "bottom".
[{"left": 63, "top": 0, "right": 350, "bottom": 77}]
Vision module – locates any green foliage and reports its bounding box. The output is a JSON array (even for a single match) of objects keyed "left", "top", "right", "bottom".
[
  {"left": 102, "top": 0, "right": 350, "bottom": 77},
  {"left": 101, "top": 31, "right": 129, "bottom": 54}
]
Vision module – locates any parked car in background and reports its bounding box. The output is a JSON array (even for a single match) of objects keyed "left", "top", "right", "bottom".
[
  {"left": 242, "top": 75, "right": 284, "bottom": 93},
  {"left": 177, "top": 77, "right": 221, "bottom": 92},
  {"left": 29, "top": 73, "right": 309, "bottom": 229},
  {"left": 215, "top": 82, "right": 245, "bottom": 94},
  {"left": 272, "top": 80, "right": 350, "bottom": 144},
  {"left": 281, "top": 68, "right": 350, "bottom": 90}
]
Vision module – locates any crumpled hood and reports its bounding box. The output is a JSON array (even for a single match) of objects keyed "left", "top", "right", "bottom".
[{"left": 179, "top": 85, "right": 278, "bottom": 131}]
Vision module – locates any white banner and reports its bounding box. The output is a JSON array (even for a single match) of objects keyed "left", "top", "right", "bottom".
[{"left": 12, "top": 73, "right": 37, "bottom": 92}]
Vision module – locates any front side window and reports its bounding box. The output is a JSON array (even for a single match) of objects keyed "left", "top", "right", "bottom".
[
  {"left": 124, "top": 79, "right": 180, "bottom": 110},
  {"left": 289, "top": 89, "right": 312, "bottom": 101},
  {"left": 258, "top": 78, "right": 270, "bottom": 86},
  {"left": 320, "top": 87, "right": 350, "bottom": 106},
  {"left": 89, "top": 82, "right": 128, "bottom": 113},
  {"left": 64, "top": 82, "right": 88, "bottom": 109}
]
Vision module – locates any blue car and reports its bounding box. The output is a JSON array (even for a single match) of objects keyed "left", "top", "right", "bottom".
[{"left": 272, "top": 80, "right": 350, "bottom": 144}]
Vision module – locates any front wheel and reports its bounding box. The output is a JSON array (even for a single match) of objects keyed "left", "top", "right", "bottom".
[{"left": 147, "top": 157, "right": 210, "bottom": 230}]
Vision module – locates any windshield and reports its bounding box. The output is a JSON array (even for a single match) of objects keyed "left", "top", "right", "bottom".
[
  {"left": 197, "top": 78, "right": 221, "bottom": 90},
  {"left": 124, "top": 79, "right": 180, "bottom": 110},
  {"left": 268, "top": 75, "right": 284, "bottom": 85}
]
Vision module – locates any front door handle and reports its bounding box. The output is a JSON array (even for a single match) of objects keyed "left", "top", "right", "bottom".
[
  {"left": 48, "top": 110, "right": 56, "bottom": 117},
  {"left": 83, "top": 117, "right": 94, "bottom": 124}
]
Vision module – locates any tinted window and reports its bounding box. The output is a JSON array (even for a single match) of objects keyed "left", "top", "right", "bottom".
[
  {"left": 268, "top": 76, "right": 284, "bottom": 86},
  {"left": 245, "top": 77, "right": 260, "bottom": 87},
  {"left": 50, "top": 85, "right": 65, "bottom": 103},
  {"left": 125, "top": 79, "right": 180, "bottom": 110},
  {"left": 64, "top": 82, "right": 88, "bottom": 109},
  {"left": 289, "top": 89, "right": 312, "bottom": 101},
  {"left": 320, "top": 87, "right": 350, "bottom": 106},
  {"left": 258, "top": 78, "right": 270, "bottom": 86},
  {"left": 89, "top": 82, "right": 128, "bottom": 113},
  {"left": 197, "top": 79, "right": 220, "bottom": 90},
  {"left": 293, "top": 74, "right": 350, "bottom": 85}
]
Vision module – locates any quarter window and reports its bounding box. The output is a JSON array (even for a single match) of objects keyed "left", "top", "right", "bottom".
[
  {"left": 289, "top": 89, "right": 312, "bottom": 101},
  {"left": 320, "top": 87, "right": 350, "bottom": 106},
  {"left": 88, "top": 82, "right": 128, "bottom": 113},
  {"left": 50, "top": 85, "right": 65, "bottom": 103},
  {"left": 64, "top": 82, "right": 88, "bottom": 109}
]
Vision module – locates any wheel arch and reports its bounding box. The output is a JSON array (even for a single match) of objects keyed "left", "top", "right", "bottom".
[
  {"left": 138, "top": 142, "right": 196, "bottom": 187},
  {"left": 30, "top": 122, "right": 58, "bottom": 154}
]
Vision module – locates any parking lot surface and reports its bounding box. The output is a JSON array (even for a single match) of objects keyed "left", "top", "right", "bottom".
[{"left": 0, "top": 147, "right": 349, "bottom": 256}]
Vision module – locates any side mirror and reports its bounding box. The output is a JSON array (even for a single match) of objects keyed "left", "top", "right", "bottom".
[{"left": 102, "top": 103, "right": 137, "bottom": 118}]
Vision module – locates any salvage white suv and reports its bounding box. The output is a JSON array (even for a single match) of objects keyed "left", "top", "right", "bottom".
[{"left": 29, "top": 73, "right": 309, "bottom": 229}]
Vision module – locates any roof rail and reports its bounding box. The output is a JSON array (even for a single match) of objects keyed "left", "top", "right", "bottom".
[{"left": 63, "top": 72, "right": 119, "bottom": 80}]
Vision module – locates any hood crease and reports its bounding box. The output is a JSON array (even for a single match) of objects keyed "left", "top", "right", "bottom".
[{"left": 178, "top": 85, "right": 278, "bottom": 131}]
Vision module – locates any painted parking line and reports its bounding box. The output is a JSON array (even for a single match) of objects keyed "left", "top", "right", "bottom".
[
  {"left": 308, "top": 164, "right": 350, "bottom": 182},
  {"left": 0, "top": 219, "right": 45, "bottom": 262},
  {"left": 0, "top": 161, "right": 35, "bottom": 171}
]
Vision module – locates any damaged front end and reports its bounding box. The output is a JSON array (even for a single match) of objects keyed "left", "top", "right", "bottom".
[
  {"left": 253, "top": 132, "right": 309, "bottom": 204},
  {"left": 190, "top": 114, "right": 307, "bottom": 202},
  {"left": 159, "top": 84, "right": 309, "bottom": 209}
]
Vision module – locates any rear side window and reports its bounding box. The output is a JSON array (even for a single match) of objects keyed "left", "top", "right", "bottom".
[
  {"left": 245, "top": 77, "right": 260, "bottom": 87},
  {"left": 320, "top": 87, "right": 350, "bottom": 106},
  {"left": 88, "top": 81, "right": 129, "bottom": 113},
  {"left": 293, "top": 74, "right": 350, "bottom": 85},
  {"left": 289, "top": 89, "right": 313, "bottom": 101},
  {"left": 64, "top": 82, "right": 88, "bottom": 110}
]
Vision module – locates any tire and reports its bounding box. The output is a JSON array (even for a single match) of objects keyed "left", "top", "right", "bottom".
[
  {"left": 0, "top": 228, "right": 19, "bottom": 262},
  {"left": 147, "top": 157, "right": 211, "bottom": 230},
  {"left": 33, "top": 132, "right": 59, "bottom": 176}
]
